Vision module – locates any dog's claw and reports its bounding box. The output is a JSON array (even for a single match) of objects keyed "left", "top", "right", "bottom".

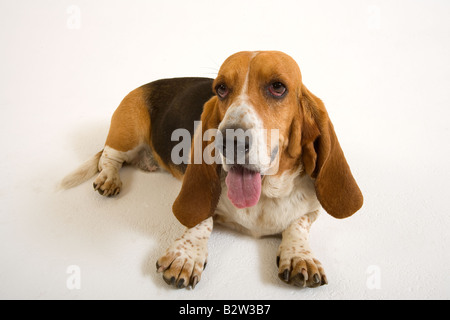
[
  {"left": 277, "top": 257, "right": 327, "bottom": 288},
  {"left": 301, "top": 268, "right": 308, "bottom": 281},
  {"left": 156, "top": 261, "right": 165, "bottom": 273},
  {"left": 281, "top": 269, "right": 290, "bottom": 282},
  {"left": 176, "top": 278, "right": 185, "bottom": 289},
  {"left": 191, "top": 276, "right": 199, "bottom": 289},
  {"left": 313, "top": 274, "right": 320, "bottom": 284}
]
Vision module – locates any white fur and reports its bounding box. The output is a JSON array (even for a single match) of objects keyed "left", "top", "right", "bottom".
[
  {"left": 277, "top": 211, "right": 328, "bottom": 287},
  {"left": 92, "top": 145, "right": 147, "bottom": 196},
  {"left": 61, "top": 144, "right": 153, "bottom": 192},
  {"left": 59, "top": 151, "right": 102, "bottom": 189},
  {"left": 98, "top": 145, "right": 141, "bottom": 169},
  {"left": 214, "top": 166, "right": 321, "bottom": 238},
  {"left": 156, "top": 217, "right": 213, "bottom": 289},
  {"left": 218, "top": 98, "right": 278, "bottom": 174}
]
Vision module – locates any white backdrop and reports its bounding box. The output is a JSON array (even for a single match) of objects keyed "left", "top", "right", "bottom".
[{"left": 0, "top": 0, "right": 449, "bottom": 299}]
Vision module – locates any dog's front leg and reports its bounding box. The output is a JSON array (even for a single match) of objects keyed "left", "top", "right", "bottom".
[
  {"left": 156, "top": 217, "right": 212, "bottom": 289},
  {"left": 277, "top": 211, "right": 328, "bottom": 288}
]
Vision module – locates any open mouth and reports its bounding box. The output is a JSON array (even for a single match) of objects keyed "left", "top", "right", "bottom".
[{"left": 225, "top": 165, "right": 262, "bottom": 209}]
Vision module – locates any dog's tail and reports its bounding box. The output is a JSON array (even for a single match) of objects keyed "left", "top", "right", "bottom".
[{"left": 59, "top": 150, "right": 103, "bottom": 189}]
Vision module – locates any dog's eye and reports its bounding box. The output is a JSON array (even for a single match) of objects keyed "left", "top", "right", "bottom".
[
  {"left": 216, "top": 84, "right": 229, "bottom": 99},
  {"left": 268, "top": 82, "right": 287, "bottom": 97}
]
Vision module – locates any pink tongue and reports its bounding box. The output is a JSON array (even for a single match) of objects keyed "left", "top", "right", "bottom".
[{"left": 225, "top": 166, "right": 261, "bottom": 209}]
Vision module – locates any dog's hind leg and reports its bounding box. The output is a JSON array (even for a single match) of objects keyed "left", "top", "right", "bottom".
[
  {"left": 93, "top": 87, "right": 154, "bottom": 197},
  {"left": 93, "top": 146, "right": 129, "bottom": 196}
]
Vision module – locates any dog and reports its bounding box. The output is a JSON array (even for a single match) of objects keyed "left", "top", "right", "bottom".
[{"left": 61, "top": 51, "right": 363, "bottom": 289}]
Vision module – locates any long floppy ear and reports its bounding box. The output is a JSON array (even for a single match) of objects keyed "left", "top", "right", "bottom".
[
  {"left": 172, "top": 97, "right": 222, "bottom": 228},
  {"left": 299, "top": 85, "right": 363, "bottom": 219}
]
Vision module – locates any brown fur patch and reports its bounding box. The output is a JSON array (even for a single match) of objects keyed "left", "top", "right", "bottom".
[
  {"left": 105, "top": 87, "right": 151, "bottom": 152},
  {"left": 172, "top": 97, "right": 222, "bottom": 228}
]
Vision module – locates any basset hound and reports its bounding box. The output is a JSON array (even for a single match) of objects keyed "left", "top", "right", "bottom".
[{"left": 61, "top": 51, "right": 363, "bottom": 289}]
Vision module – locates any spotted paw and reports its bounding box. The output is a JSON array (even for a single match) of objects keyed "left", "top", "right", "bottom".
[
  {"left": 276, "top": 255, "right": 327, "bottom": 288},
  {"left": 93, "top": 169, "right": 122, "bottom": 197},
  {"left": 156, "top": 240, "right": 208, "bottom": 289}
]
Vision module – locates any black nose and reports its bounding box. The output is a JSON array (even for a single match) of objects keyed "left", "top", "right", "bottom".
[{"left": 218, "top": 127, "right": 252, "bottom": 165}]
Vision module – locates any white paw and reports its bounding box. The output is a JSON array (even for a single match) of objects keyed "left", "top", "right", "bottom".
[
  {"left": 156, "top": 238, "right": 208, "bottom": 289},
  {"left": 277, "top": 246, "right": 327, "bottom": 288},
  {"left": 93, "top": 169, "right": 122, "bottom": 197}
]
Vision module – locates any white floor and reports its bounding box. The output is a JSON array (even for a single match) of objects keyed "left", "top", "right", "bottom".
[{"left": 1, "top": 0, "right": 449, "bottom": 300}]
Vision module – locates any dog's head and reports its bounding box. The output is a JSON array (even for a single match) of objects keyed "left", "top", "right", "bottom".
[{"left": 173, "top": 51, "right": 363, "bottom": 227}]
